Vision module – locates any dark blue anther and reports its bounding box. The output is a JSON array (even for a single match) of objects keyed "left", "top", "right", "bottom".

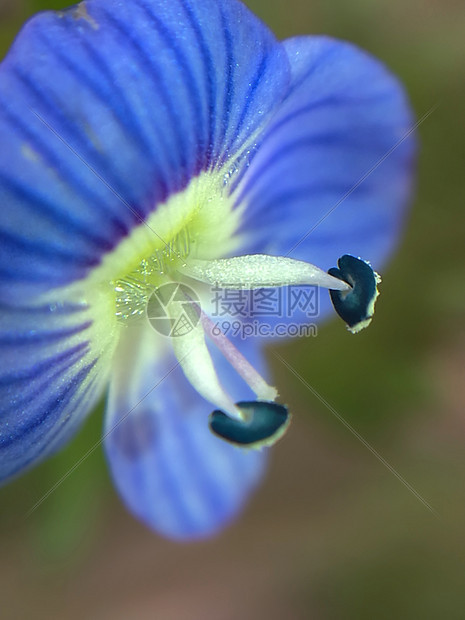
[
  {"left": 209, "top": 401, "right": 290, "bottom": 448},
  {"left": 328, "top": 254, "right": 380, "bottom": 333}
]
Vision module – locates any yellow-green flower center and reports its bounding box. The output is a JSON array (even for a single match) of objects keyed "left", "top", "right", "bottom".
[{"left": 83, "top": 169, "right": 244, "bottom": 324}]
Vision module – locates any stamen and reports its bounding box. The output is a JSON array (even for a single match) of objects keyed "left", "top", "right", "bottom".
[
  {"left": 200, "top": 311, "right": 278, "bottom": 402},
  {"left": 179, "top": 255, "right": 351, "bottom": 291},
  {"left": 171, "top": 323, "right": 244, "bottom": 420},
  {"left": 160, "top": 288, "right": 244, "bottom": 420}
]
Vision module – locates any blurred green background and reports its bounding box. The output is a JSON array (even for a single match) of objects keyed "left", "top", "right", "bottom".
[{"left": 1, "top": 0, "right": 465, "bottom": 618}]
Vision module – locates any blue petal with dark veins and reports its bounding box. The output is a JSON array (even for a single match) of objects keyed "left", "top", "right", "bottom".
[{"left": 0, "top": 0, "right": 290, "bottom": 299}]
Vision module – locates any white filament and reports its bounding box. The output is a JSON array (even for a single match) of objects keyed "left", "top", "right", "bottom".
[
  {"left": 171, "top": 324, "right": 245, "bottom": 420},
  {"left": 180, "top": 255, "right": 351, "bottom": 291},
  {"left": 165, "top": 295, "right": 244, "bottom": 420}
]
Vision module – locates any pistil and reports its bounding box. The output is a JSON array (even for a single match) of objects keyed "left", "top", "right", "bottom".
[{"left": 200, "top": 310, "right": 278, "bottom": 402}]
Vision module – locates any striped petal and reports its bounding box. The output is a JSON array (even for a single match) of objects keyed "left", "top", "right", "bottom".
[
  {"left": 104, "top": 324, "right": 267, "bottom": 540},
  {"left": 0, "top": 287, "right": 119, "bottom": 483},
  {"left": 234, "top": 36, "right": 415, "bottom": 307},
  {"left": 0, "top": 0, "right": 289, "bottom": 300}
]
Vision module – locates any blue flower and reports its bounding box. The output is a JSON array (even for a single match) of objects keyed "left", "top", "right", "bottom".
[{"left": 0, "top": 0, "right": 414, "bottom": 539}]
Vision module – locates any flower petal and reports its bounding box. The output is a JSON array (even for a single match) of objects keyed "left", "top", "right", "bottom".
[
  {"left": 234, "top": 36, "right": 415, "bottom": 284},
  {"left": 0, "top": 288, "right": 118, "bottom": 483},
  {"left": 104, "top": 324, "right": 268, "bottom": 540},
  {"left": 0, "top": 0, "right": 290, "bottom": 299}
]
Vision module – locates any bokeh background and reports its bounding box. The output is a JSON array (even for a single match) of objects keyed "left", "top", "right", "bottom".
[{"left": 1, "top": 0, "right": 464, "bottom": 618}]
